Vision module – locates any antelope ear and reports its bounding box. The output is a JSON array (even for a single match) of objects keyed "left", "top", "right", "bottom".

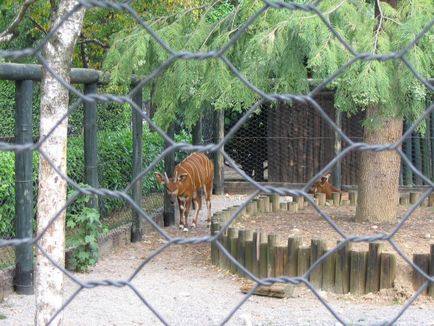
[
  {"left": 155, "top": 172, "right": 165, "bottom": 185},
  {"left": 178, "top": 173, "right": 188, "bottom": 182}
]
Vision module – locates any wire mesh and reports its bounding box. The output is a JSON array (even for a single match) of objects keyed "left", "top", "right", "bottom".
[{"left": 0, "top": 0, "right": 433, "bottom": 325}]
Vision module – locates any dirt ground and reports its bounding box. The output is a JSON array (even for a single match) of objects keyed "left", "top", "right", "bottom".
[{"left": 2, "top": 195, "right": 434, "bottom": 325}]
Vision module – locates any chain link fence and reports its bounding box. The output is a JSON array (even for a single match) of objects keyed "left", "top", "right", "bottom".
[{"left": 0, "top": 0, "right": 433, "bottom": 325}]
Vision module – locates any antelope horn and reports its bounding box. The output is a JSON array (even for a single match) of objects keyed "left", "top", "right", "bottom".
[{"left": 164, "top": 172, "right": 169, "bottom": 183}]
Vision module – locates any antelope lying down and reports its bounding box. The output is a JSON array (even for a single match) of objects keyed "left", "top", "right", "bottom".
[
  {"left": 155, "top": 153, "right": 214, "bottom": 232},
  {"left": 309, "top": 172, "right": 339, "bottom": 200}
]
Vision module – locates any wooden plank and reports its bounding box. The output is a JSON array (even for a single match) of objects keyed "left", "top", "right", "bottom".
[
  {"left": 310, "top": 238, "right": 326, "bottom": 288},
  {"left": 240, "top": 282, "right": 294, "bottom": 298},
  {"left": 380, "top": 253, "right": 396, "bottom": 290},
  {"left": 286, "top": 236, "right": 301, "bottom": 277},
  {"left": 366, "top": 243, "right": 383, "bottom": 293},
  {"left": 252, "top": 232, "right": 259, "bottom": 277},
  {"left": 335, "top": 241, "right": 351, "bottom": 294},
  {"left": 350, "top": 251, "right": 368, "bottom": 295},
  {"left": 413, "top": 253, "right": 429, "bottom": 293},
  {"left": 274, "top": 246, "right": 286, "bottom": 276}
]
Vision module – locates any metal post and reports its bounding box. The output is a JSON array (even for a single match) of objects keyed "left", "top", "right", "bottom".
[
  {"left": 131, "top": 87, "right": 143, "bottom": 241},
  {"left": 84, "top": 83, "right": 98, "bottom": 209},
  {"left": 214, "top": 109, "right": 225, "bottom": 195},
  {"left": 403, "top": 120, "right": 413, "bottom": 185},
  {"left": 163, "top": 125, "right": 175, "bottom": 226},
  {"left": 14, "top": 79, "right": 34, "bottom": 295},
  {"left": 333, "top": 109, "right": 342, "bottom": 189}
]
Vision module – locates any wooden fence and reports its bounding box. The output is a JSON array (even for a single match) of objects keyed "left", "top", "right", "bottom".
[{"left": 211, "top": 194, "right": 434, "bottom": 297}]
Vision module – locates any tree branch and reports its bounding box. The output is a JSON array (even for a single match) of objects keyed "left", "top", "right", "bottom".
[
  {"left": 77, "top": 37, "right": 109, "bottom": 49},
  {"left": 373, "top": 0, "right": 384, "bottom": 53},
  {"left": 29, "top": 16, "right": 48, "bottom": 35},
  {"left": 0, "top": 0, "right": 38, "bottom": 43}
]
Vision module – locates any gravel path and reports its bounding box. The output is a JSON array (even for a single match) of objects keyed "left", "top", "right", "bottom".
[{"left": 1, "top": 195, "right": 434, "bottom": 326}]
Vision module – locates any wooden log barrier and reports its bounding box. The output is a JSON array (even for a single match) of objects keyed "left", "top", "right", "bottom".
[
  {"left": 366, "top": 243, "right": 383, "bottom": 293},
  {"left": 399, "top": 195, "right": 409, "bottom": 206},
  {"left": 240, "top": 282, "right": 294, "bottom": 298},
  {"left": 288, "top": 202, "right": 298, "bottom": 213},
  {"left": 264, "top": 195, "right": 271, "bottom": 213},
  {"left": 295, "top": 196, "right": 304, "bottom": 210},
  {"left": 259, "top": 233, "right": 268, "bottom": 278},
  {"left": 210, "top": 216, "right": 221, "bottom": 265},
  {"left": 274, "top": 246, "right": 287, "bottom": 276},
  {"left": 429, "top": 244, "right": 434, "bottom": 298},
  {"left": 271, "top": 194, "right": 280, "bottom": 212},
  {"left": 280, "top": 202, "right": 288, "bottom": 211},
  {"left": 321, "top": 248, "right": 336, "bottom": 292},
  {"left": 237, "top": 230, "right": 247, "bottom": 275},
  {"left": 380, "top": 253, "right": 396, "bottom": 290},
  {"left": 297, "top": 246, "right": 311, "bottom": 276},
  {"left": 350, "top": 250, "right": 368, "bottom": 295},
  {"left": 286, "top": 236, "right": 301, "bottom": 277},
  {"left": 335, "top": 241, "right": 351, "bottom": 294},
  {"left": 413, "top": 253, "right": 430, "bottom": 294},
  {"left": 229, "top": 228, "right": 239, "bottom": 274},
  {"left": 409, "top": 192, "right": 420, "bottom": 205},
  {"left": 267, "top": 234, "right": 278, "bottom": 277},
  {"left": 315, "top": 193, "right": 326, "bottom": 206},
  {"left": 428, "top": 193, "right": 434, "bottom": 207},
  {"left": 349, "top": 191, "right": 358, "bottom": 206},
  {"left": 243, "top": 230, "right": 254, "bottom": 275},
  {"left": 252, "top": 232, "right": 259, "bottom": 276},
  {"left": 246, "top": 201, "right": 256, "bottom": 216},
  {"left": 332, "top": 192, "right": 340, "bottom": 206},
  {"left": 258, "top": 197, "right": 267, "bottom": 214},
  {"left": 310, "top": 238, "right": 326, "bottom": 288}
]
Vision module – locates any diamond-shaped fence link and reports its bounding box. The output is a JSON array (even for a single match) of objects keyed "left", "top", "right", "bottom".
[{"left": 0, "top": 0, "right": 433, "bottom": 325}]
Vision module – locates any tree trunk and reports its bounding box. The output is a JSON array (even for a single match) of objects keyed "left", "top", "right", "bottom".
[
  {"left": 355, "top": 106, "right": 402, "bottom": 223},
  {"left": 35, "top": 2, "right": 85, "bottom": 325}
]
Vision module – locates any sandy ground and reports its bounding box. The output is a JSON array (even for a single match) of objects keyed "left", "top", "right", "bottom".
[{"left": 1, "top": 195, "right": 434, "bottom": 326}]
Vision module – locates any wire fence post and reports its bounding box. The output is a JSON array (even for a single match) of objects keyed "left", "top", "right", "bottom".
[
  {"left": 131, "top": 85, "right": 143, "bottom": 241},
  {"left": 84, "top": 82, "right": 99, "bottom": 209},
  {"left": 14, "top": 79, "right": 34, "bottom": 295}
]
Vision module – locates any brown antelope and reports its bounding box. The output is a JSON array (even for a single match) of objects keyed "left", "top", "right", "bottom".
[
  {"left": 309, "top": 172, "right": 339, "bottom": 200},
  {"left": 155, "top": 152, "right": 214, "bottom": 231}
]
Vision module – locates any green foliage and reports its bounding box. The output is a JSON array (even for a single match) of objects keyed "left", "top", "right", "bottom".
[
  {"left": 66, "top": 192, "right": 107, "bottom": 273},
  {"left": 104, "top": 0, "right": 433, "bottom": 130},
  {"left": 0, "top": 153, "right": 15, "bottom": 238}
]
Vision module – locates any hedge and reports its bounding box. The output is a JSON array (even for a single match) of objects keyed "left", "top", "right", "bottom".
[{"left": 0, "top": 125, "right": 189, "bottom": 238}]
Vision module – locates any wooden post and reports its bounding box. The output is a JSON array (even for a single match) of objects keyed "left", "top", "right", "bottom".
[
  {"left": 288, "top": 202, "right": 298, "bottom": 213},
  {"left": 229, "top": 228, "right": 239, "bottom": 274},
  {"left": 412, "top": 253, "right": 429, "bottom": 293},
  {"left": 409, "top": 192, "right": 420, "bottom": 205},
  {"left": 246, "top": 201, "right": 256, "bottom": 216},
  {"left": 267, "top": 234, "right": 278, "bottom": 277},
  {"left": 244, "top": 230, "right": 254, "bottom": 274},
  {"left": 295, "top": 196, "right": 304, "bottom": 210},
  {"left": 335, "top": 241, "right": 351, "bottom": 294},
  {"left": 428, "top": 194, "right": 434, "bottom": 207},
  {"left": 259, "top": 233, "right": 268, "bottom": 278},
  {"left": 258, "top": 196, "right": 266, "bottom": 213},
  {"left": 322, "top": 248, "right": 336, "bottom": 292},
  {"left": 297, "top": 246, "right": 311, "bottom": 276},
  {"left": 429, "top": 244, "right": 434, "bottom": 298},
  {"left": 349, "top": 191, "right": 358, "bottom": 206},
  {"left": 350, "top": 251, "right": 368, "bottom": 295},
  {"left": 210, "top": 217, "right": 222, "bottom": 266},
  {"left": 316, "top": 193, "right": 326, "bottom": 206},
  {"left": 280, "top": 202, "right": 288, "bottom": 211},
  {"left": 310, "top": 238, "right": 326, "bottom": 288},
  {"left": 286, "top": 237, "right": 301, "bottom": 277},
  {"left": 332, "top": 192, "right": 340, "bottom": 207},
  {"left": 264, "top": 195, "right": 271, "bottom": 213},
  {"left": 252, "top": 232, "right": 259, "bottom": 276},
  {"left": 366, "top": 243, "right": 383, "bottom": 293},
  {"left": 380, "top": 253, "right": 396, "bottom": 289},
  {"left": 271, "top": 194, "right": 280, "bottom": 212},
  {"left": 237, "top": 230, "right": 247, "bottom": 275},
  {"left": 400, "top": 195, "right": 410, "bottom": 206},
  {"left": 274, "top": 246, "right": 286, "bottom": 276}
]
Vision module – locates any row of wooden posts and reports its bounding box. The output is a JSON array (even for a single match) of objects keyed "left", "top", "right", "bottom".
[{"left": 210, "top": 193, "right": 434, "bottom": 296}]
